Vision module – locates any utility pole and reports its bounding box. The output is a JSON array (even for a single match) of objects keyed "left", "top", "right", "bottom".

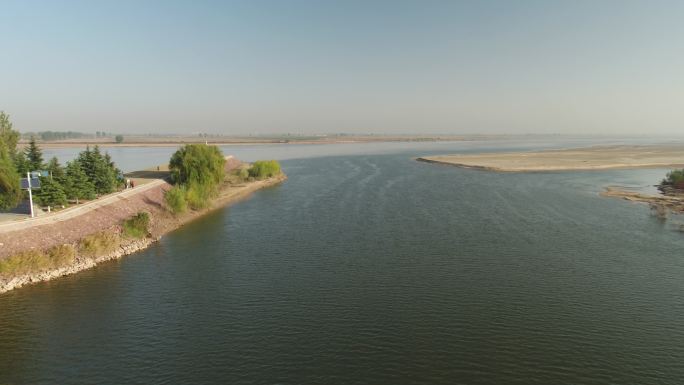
[{"left": 27, "top": 172, "right": 35, "bottom": 218}]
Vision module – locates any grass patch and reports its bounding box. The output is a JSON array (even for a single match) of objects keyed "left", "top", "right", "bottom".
[
  {"left": 0, "top": 244, "right": 76, "bottom": 279},
  {"left": 122, "top": 212, "right": 150, "bottom": 239},
  {"left": 78, "top": 231, "right": 120, "bottom": 257}
]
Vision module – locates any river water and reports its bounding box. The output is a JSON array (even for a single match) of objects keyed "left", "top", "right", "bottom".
[{"left": 2, "top": 139, "right": 684, "bottom": 384}]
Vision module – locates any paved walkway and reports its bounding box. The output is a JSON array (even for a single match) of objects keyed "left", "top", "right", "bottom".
[{"left": 0, "top": 179, "right": 166, "bottom": 234}]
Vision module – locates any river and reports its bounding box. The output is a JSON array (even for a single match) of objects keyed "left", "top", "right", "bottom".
[{"left": 2, "top": 139, "right": 684, "bottom": 384}]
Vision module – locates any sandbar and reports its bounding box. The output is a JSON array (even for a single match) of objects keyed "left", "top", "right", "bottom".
[{"left": 418, "top": 145, "right": 684, "bottom": 172}]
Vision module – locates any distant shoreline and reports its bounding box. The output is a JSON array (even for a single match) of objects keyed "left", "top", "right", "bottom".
[
  {"left": 20, "top": 136, "right": 469, "bottom": 149},
  {"left": 417, "top": 145, "right": 684, "bottom": 172}
]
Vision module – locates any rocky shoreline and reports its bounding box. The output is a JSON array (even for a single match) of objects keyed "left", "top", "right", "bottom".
[
  {"left": 0, "top": 237, "right": 156, "bottom": 293},
  {"left": 0, "top": 174, "right": 286, "bottom": 294}
]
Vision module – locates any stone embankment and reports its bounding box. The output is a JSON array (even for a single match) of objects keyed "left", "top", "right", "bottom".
[{"left": 0, "top": 238, "right": 155, "bottom": 293}]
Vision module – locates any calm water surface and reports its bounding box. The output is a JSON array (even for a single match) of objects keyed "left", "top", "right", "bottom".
[{"left": 3, "top": 141, "right": 684, "bottom": 384}]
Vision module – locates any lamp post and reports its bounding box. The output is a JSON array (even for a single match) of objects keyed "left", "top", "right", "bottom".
[{"left": 27, "top": 172, "right": 35, "bottom": 218}]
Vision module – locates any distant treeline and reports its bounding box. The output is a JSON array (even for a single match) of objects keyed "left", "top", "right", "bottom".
[
  {"left": 21, "top": 131, "right": 119, "bottom": 141},
  {"left": 22, "top": 131, "right": 90, "bottom": 141}
]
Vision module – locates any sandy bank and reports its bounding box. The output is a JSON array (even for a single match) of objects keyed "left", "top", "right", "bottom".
[
  {"left": 418, "top": 145, "right": 684, "bottom": 172},
  {"left": 0, "top": 174, "right": 286, "bottom": 293}
]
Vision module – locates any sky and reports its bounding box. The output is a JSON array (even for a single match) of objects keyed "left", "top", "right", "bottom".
[{"left": 1, "top": 0, "right": 683, "bottom": 136}]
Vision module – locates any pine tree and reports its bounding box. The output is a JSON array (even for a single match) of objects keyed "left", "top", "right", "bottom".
[
  {"left": 25, "top": 136, "right": 44, "bottom": 172},
  {"left": 36, "top": 176, "right": 67, "bottom": 207},
  {"left": 47, "top": 157, "right": 65, "bottom": 180},
  {"left": 63, "top": 160, "right": 96, "bottom": 203},
  {"left": 13, "top": 152, "right": 30, "bottom": 175},
  {"left": 74, "top": 146, "right": 121, "bottom": 196}
]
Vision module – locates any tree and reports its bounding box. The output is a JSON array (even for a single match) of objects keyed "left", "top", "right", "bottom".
[
  {"left": 115, "top": 135, "right": 124, "bottom": 143},
  {"left": 36, "top": 176, "right": 67, "bottom": 207},
  {"left": 76, "top": 146, "right": 120, "bottom": 195},
  {"left": 169, "top": 144, "right": 225, "bottom": 188},
  {"left": 0, "top": 111, "right": 19, "bottom": 156},
  {"left": 0, "top": 144, "right": 22, "bottom": 209},
  {"left": 13, "top": 152, "right": 30, "bottom": 175},
  {"left": 25, "top": 136, "right": 44, "bottom": 172},
  {"left": 47, "top": 157, "right": 65, "bottom": 180},
  {"left": 0, "top": 112, "right": 22, "bottom": 209},
  {"left": 63, "top": 160, "right": 96, "bottom": 203}
]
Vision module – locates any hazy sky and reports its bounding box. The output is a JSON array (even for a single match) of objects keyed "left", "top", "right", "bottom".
[{"left": 1, "top": 0, "right": 683, "bottom": 135}]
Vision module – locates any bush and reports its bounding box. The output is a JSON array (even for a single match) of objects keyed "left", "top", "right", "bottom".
[
  {"left": 122, "top": 212, "right": 150, "bottom": 239},
  {"left": 165, "top": 185, "right": 187, "bottom": 214},
  {"left": 79, "top": 231, "right": 120, "bottom": 257},
  {"left": 248, "top": 160, "right": 281, "bottom": 179},
  {"left": 185, "top": 182, "right": 212, "bottom": 210}
]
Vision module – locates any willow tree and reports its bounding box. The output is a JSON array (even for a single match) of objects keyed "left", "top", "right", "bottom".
[
  {"left": 169, "top": 144, "right": 225, "bottom": 188},
  {"left": 0, "top": 111, "right": 19, "bottom": 157},
  {"left": 167, "top": 144, "right": 225, "bottom": 210},
  {"left": 0, "top": 112, "right": 21, "bottom": 209},
  {"left": 0, "top": 144, "right": 21, "bottom": 209}
]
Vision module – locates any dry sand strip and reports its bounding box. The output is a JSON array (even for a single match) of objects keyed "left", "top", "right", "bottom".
[{"left": 417, "top": 145, "right": 684, "bottom": 172}]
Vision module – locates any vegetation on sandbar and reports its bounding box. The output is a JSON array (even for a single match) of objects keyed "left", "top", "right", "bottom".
[{"left": 661, "top": 169, "right": 684, "bottom": 191}]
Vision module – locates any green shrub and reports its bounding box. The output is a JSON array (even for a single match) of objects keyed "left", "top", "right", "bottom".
[
  {"left": 185, "top": 182, "right": 213, "bottom": 210},
  {"left": 122, "top": 212, "right": 150, "bottom": 239},
  {"left": 79, "top": 231, "right": 120, "bottom": 257},
  {"left": 165, "top": 185, "right": 187, "bottom": 214},
  {"left": 248, "top": 160, "right": 281, "bottom": 179}
]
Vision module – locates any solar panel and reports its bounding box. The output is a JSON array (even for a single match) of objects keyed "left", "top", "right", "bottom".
[{"left": 20, "top": 178, "right": 41, "bottom": 189}]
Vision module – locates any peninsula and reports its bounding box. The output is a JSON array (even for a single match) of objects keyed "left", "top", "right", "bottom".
[
  {"left": 0, "top": 145, "right": 286, "bottom": 293},
  {"left": 418, "top": 144, "right": 684, "bottom": 172}
]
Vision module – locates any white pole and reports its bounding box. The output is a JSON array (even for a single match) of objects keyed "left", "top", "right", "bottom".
[{"left": 27, "top": 172, "right": 34, "bottom": 218}]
